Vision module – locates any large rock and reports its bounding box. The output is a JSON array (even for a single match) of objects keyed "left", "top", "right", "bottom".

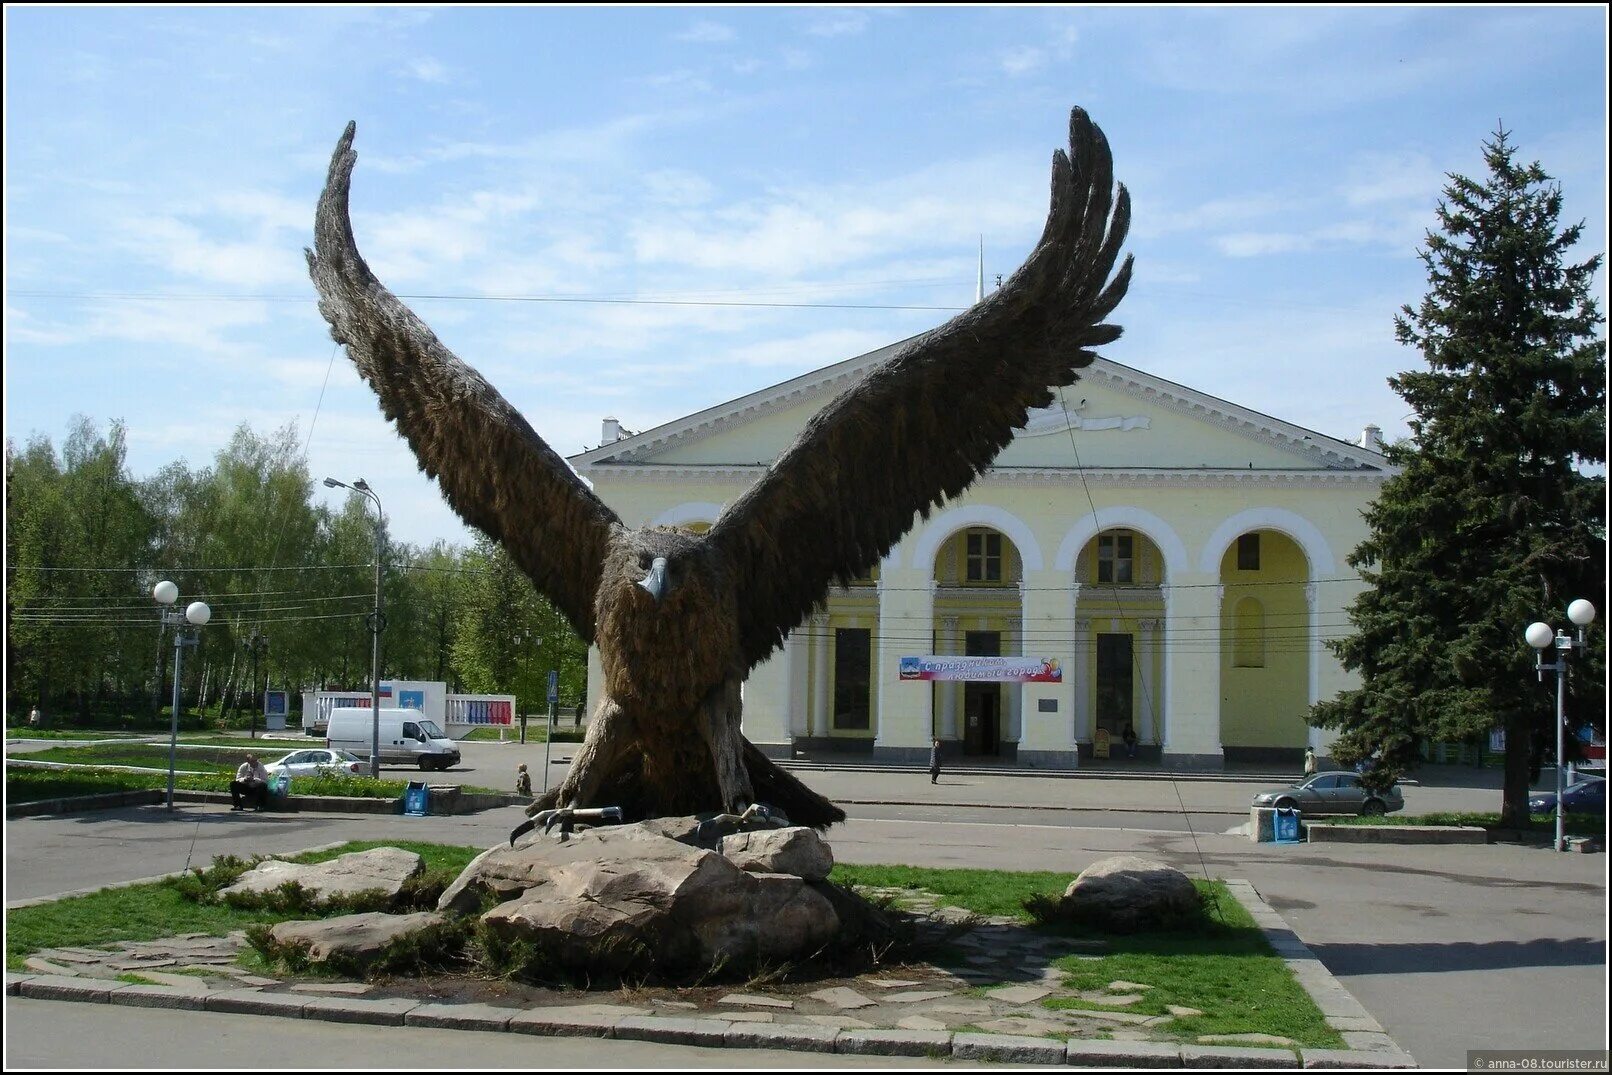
[
  {"left": 719, "top": 827, "right": 834, "bottom": 881},
  {"left": 267, "top": 910, "right": 447, "bottom": 970},
  {"left": 223, "top": 848, "right": 424, "bottom": 906},
  {"left": 480, "top": 849, "right": 840, "bottom": 976},
  {"left": 1061, "top": 855, "right": 1202, "bottom": 932},
  {"left": 438, "top": 823, "right": 717, "bottom": 914}
]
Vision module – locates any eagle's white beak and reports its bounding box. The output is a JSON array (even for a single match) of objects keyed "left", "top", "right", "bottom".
[{"left": 637, "top": 557, "right": 668, "bottom": 602}]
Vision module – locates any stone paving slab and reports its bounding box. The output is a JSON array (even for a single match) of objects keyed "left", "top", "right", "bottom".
[
  {"left": 404, "top": 1002, "right": 514, "bottom": 1032},
  {"left": 1180, "top": 1043, "right": 1301, "bottom": 1068},
  {"left": 1301, "top": 1046, "right": 1418, "bottom": 1069},
  {"left": 203, "top": 988, "right": 308, "bottom": 1018},
  {"left": 18, "top": 974, "right": 114, "bottom": 1003},
  {"left": 299, "top": 995, "right": 422, "bottom": 1026},
  {"left": 107, "top": 983, "right": 210, "bottom": 1010},
  {"left": 506, "top": 1007, "right": 620, "bottom": 1037},
  {"left": 1065, "top": 1040, "right": 1186, "bottom": 1067},
  {"left": 953, "top": 1031, "right": 1065, "bottom": 1064},
  {"left": 717, "top": 992, "right": 793, "bottom": 1009},
  {"left": 836, "top": 1028, "right": 953, "bottom": 1057},
  {"left": 724, "top": 1022, "right": 839, "bottom": 1053},
  {"left": 614, "top": 1015, "right": 733, "bottom": 1046},
  {"left": 9, "top": 873, "right": 1418, "bottom": 1070}
]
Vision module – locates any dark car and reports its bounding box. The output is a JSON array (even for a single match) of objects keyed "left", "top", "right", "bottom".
[
  {"left": 1529, "top": 775, "right": 1605, "bottom": 815},
  {"left": 1251, "top": 771, "right": 1404, "bottom": 816}
]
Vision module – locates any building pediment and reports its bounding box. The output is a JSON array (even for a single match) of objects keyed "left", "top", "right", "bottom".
[{"left": 570, "top": 338, "right": 1386, "bottom": 476}]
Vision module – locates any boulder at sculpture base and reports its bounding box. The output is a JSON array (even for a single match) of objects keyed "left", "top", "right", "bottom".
[{"left": 1060, "top": 855, "right": 1204, "bottom": 933}]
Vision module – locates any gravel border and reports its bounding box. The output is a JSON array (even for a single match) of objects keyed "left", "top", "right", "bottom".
[{"left": 5, "top": 876, "right": 1416, "bottom": 1068}]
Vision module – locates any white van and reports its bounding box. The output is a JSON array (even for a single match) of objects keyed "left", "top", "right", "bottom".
[{"left": 326, "top": 707, "right": 461, "bottom": 771}]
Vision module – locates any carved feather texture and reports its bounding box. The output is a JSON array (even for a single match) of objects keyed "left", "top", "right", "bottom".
[
  {"left": 709, "top": 107, "right": 1132, "bottom": 671},
  {"left": 308, "top": 109, "right": 1128, "bottom": 830}
]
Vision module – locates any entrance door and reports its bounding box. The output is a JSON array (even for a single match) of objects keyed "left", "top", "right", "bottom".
[
  {"left": 963, "top": 631, "right": 1002, "bottom": 756},
  {"left": 1095, "top": 633, "right": 1133, "bottom": 741}
]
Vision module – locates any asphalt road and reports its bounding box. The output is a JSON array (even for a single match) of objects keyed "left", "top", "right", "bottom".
[{"left": 6, "top": 744, "right": 1608, "bottom": 1068}]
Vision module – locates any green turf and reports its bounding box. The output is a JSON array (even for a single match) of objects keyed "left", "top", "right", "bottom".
[
  {"left": 829, "top": 863, "right": 1070, "bottom": 919},
  {"left": 5, "top": 840, "right": 485, "bottom": 971},
  {"left": 1329, "top": 811, "right": 1604, "bottom": 835},
  {"left": 18, "top": 745, "right": 230, "bottom": 772}
]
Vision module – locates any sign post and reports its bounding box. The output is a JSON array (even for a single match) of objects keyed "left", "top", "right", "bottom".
[{"left": 542, "top": 669, "right": 559, "bottom": 794}]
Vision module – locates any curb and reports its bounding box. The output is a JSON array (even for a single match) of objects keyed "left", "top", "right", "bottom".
[
  {"left": 4, "top": 782, "right": 526, "bottom": 820},
  {"left": 1304, "top": 824, "right": 1487, "bottom": 845},
  {"left": 5, "top": 879, "right": 1417, "bottom": 1068},
  {"left": 1222, "top": 879, "right": 1417, "bottom": 1068}
]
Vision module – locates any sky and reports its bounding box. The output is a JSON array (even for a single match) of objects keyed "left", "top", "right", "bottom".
[{"left": 4, "top": 6, "right": 1607, "bottom": 549}]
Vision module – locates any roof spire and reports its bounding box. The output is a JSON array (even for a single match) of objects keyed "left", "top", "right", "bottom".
[{"left": 976, "top": 235, "right": 985, "bottom": 304}]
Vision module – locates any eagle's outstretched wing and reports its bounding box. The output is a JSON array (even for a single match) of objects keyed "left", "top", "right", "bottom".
[
  {"left": 707, "top": 108, "right": 1132, "bottom": 672},
  {"left": 308, "top": 123, "right": 621, "bottom": 639}
]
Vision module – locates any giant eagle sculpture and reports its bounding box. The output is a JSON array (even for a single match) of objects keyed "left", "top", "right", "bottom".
[{"left": 308, "top": 108, "right": 1131, "bottom": 834}]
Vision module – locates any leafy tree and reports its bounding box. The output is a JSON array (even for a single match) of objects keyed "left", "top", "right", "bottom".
[
  {"left": 1312, "top": 127, "right": 1606, "bottom": 825},
  {"left": 451, "top": 536, "right": 587, "bottom": 719}
]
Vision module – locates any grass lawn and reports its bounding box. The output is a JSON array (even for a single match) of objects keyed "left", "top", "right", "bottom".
[
  {"left": 3, "top": 766, "right": 417, "bottom": 803},
  {"left": 11, "top": 849, "right": 1342, "bottom": 1048},
  {"left": 831, "top": 863, "right": 1070, "bottom": 919},
  {"left": 17, "top": 744, "right": 231, "bottom": 773},
  {"left": 4, "top": 728, "right": 157, "bottom": 741},
  {"left": 5, "top": 840, "right": 485, "bottom": 971},
  {"left": 833, "top": 862, "right": 1342, "bottom": 1050}
]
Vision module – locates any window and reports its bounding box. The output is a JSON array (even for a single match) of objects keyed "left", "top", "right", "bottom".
[
  {"left": 832, "top": 628, "right": 872, "bottom": 730},
  {"left": 1097, "top": 532, "right": 1134, "bottom": 584},
  {"left": 965, "top": 530, "right": 1003, "bottom": 583},
  {"left": 1238, "top": 533, "right": 1261, "bottom": 571},
  {"left": 403, "top": 722, "right": 421, "bottom": 739}
]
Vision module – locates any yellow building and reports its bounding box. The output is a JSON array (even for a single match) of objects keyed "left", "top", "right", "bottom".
[{"left": 571, "top": 340, "right": 1391, "bottom": 770}]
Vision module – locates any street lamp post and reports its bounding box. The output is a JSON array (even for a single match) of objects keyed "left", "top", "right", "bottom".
[
  {"left": 244, "top": 632, "right": 269, "bottom": 739},
  {"left": 153, "top": 581, "right": 210, "bottom": 811},
  {"left": 1525, "top": 598, "right": 1596, "bottom": 853},
  {"left": 325, "top": 477, "right": 386, "bottom": 779}
]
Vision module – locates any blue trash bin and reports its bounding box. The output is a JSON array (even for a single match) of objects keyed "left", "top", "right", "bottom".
[
  {"left": 1274, "top": 807, "right": 1302, "bottom": 843},
  {"left": 404, "top": 781, "right": 430, "bottom": 817}
]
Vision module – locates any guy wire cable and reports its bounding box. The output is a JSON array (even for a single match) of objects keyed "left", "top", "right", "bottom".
[{"left": 1055, "top": 381, "right": 1222, "bottom": 920}]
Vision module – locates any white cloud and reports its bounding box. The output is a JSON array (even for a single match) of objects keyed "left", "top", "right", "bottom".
[
  {"left": 721, "top": 328, "right": 897, "bottom": 368},
  {"left": 401, "top": 57, "right": 450, "bottom": 84},
  {"left": 807, "top": 11, "right": 869, "bottom": 37},
  {"left": 115, "top": 216, "right": 306, "bottom": 289},
  {"left": 675, "top": 21, "right": 734, "bottom": 44},
  {"left": 1000, "top": 47, "right": 1046, "bottom": 77}
]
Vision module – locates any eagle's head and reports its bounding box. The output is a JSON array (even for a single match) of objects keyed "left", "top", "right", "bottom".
[{"left": 595, "top": 526, "right": 738, "bottom": 715}]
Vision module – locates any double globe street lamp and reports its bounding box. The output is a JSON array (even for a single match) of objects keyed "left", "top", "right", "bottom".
[
  {"left": 152, "top": 581, "right": 210, "bottom": 811},
  {"left": 324, "top": 476, "right": 385, "bottom": 779},
  {"left": 1525, "top": 598, "right": 1597, "bottom": 853}
]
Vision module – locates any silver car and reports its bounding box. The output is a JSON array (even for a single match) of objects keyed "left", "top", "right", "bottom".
[{"left": 1251, "top": 771, "right": 1404, "bottom": 816}]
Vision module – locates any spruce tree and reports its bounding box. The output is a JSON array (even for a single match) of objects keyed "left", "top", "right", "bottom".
[{"left": 1312, "top": 127, "right": 1605, "bottom": 826}]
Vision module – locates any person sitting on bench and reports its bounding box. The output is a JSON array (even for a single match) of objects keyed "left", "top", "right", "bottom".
[{"left": 231, "top": 754, "right": 270, "bottom": 811}]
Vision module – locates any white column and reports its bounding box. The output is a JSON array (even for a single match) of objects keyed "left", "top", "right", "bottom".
[
  {"left": 940, "top": 615, "right": 959, "bottom": 739},
  {"left": 1162, "top": 575, "right": 1223, "bottom": 765},
  {"left": 1073, "top": 616, "right": 1091, "bottom": 743},
  {"left": 874, "top": 568, "right": 934, "bottom": 761},
  {"left": 1304, "top": 581, "right": 1322, "bottom": 749},
  {"left": 1018, "top": 568, "right": 1077, "bottom": 763},
  {"left": 1138, "top": 618, "right": 1160, "bottom": 745},
  {"left": 810, "top": 613, "right": 829, "bottom": 738}
]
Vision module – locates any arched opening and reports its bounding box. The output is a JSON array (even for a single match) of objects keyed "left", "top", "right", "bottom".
[
  {"left": 1219, "top": 529, "right": 1309, "bottom": 763},
  {"left": 1071, "top": 528, "right": 1167, "bottom": 761},
  {"left": 932, "top": 527, "right": 1024, "bottom": 758}
]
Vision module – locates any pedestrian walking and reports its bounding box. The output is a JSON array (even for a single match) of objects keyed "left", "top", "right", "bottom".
[
  {"left": 929, "top": 738, "right": 942, "bottom": 784},
  {"left": 1303, "top": 746, "right": 1317, "bottom": 778}
]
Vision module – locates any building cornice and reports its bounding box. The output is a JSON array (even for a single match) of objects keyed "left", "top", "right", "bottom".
[{"left": 579, "top": 463, "right": 1394, "bottom": 488}]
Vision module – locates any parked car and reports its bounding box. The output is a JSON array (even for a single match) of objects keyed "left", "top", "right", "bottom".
[
  {"left": 1251, "top": 771, "right": 1404, "bottom": 816},
  {"left": 1529, "top": 775, "right": 1605, "bottom": 816},
  {"left": 264, "top": 748, "right": 365, "bottom": 779}
]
